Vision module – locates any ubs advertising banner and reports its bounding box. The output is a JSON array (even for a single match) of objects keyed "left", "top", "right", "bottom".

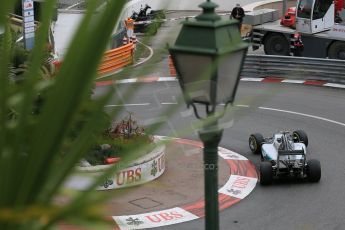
[
  {"left": 22, "top": 0, "right": 35, "bottom": 50},
  {"left": 98, "top": 151, "right": 165, "bottom": 190},
  {"left": 113, "top": 207, "right": 199, "bottom": 230},
  {"left": 64, "top": 149, "right": 165, "bottom": 191}
]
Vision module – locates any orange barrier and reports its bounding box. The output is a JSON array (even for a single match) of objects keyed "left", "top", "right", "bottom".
[
  {"left": 52, "top": 43, "right": 134, "bottom": 76},
  {"left": 168, "top": 55, "right": 177, "bottom": 77},
  {"left": 98, "top": 43, "right": 134, "bottom": 75}
]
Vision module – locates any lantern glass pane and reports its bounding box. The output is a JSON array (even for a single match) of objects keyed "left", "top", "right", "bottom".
[
  {"left": 216, "top": 50, "right": 245, "bottom": 104},
  {"left": 174, "top": 53, "right": 213, "bottom": 103}
]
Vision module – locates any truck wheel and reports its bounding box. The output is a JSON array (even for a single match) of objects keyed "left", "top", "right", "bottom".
[
  {"left": 249, "top": 133, "right": 264, "bottom": 155},
  {"left": 264, "top": 33, "right": 290, "bottom": 56},
  {"left": 328, "top": 41, "right": 345, "bottom": 60},
  {"left": 260, "top": 161, "right": 273, "bottom": 185},
  {"left": 307, "top": 159, "right": 321, "bottom": 182},
  {"left": 292, "top": 130, "right": 308, "bottom": 147}
]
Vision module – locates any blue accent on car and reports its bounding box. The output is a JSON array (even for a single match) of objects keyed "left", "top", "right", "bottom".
[{"left": 262, "top": 149, "right": 272, "bottom": 160}]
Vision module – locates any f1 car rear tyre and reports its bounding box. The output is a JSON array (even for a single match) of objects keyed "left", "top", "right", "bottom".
[
  {"left": 328, "top": 41, "right": 345, "bottom": 60},
  {"left": 307, "top": 159, "right": 321, "bottom": 182},
  {"left": 249, "top": 133, "right": 264, "bottom": 155},
  {"left": 292, "top": 130, "right": 308, "bottom": 147},
  {"left": 264, "top": 33, "right": 290, "bottom": 56},
  {"left": 260, "top": 161, "right": 273, "bottom": 185}
]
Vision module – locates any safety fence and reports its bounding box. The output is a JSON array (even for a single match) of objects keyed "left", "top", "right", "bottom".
[
  {"left": 242, "top": 55, "right": 345, "bottom": 84},
  {"left": 168, "top": 54, "right": 345, "bottom": 84},
  {"left": 98, "top": 43, "right": 134, "bottom": 75}
]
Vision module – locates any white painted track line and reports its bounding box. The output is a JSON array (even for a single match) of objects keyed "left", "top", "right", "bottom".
[{"left": 259, "top": 106, "right": 345, "bottom": 127}]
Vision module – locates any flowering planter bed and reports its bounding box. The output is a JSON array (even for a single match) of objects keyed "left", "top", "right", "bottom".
[{"left": 64, "top": 140, "right": 166, "bottom": 191}]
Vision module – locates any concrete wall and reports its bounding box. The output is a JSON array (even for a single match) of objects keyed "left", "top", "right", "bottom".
[
  {"left": 121, "top": 0, "right": 253, "bottom": 17},
  {"left": 54, "top": 12, "right": 83, "bottom": 57},
  {"left": 253, "top": 0, "right": 297, "bottom": 17},
  {"left": 122, "top": 0, "right": 297, "bottom": 18}
]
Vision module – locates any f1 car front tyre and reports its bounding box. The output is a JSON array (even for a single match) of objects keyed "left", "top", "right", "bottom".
[
  {"left": 249, "top": 133, "right": 264, "bottom": 155},
  {"left": 260, "top": 161, "right": 273, "bottom": 185},
  {"left": 307, "top": 159, "right": 321, "bottom": 182},
  {"left": 293, "top": 130, "right": 308, "bottom": 147}
]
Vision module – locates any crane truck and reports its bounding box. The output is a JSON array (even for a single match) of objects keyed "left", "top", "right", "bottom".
[{"left": 247, "top": 0, "right": 345, "bottom": 59}]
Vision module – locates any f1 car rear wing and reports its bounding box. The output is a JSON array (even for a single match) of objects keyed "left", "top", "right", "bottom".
[
  {"left": 276, "top": 149, "right": 306, "bottom": 172},
  {"left": 278, "top": 150, "right": 305, "bottom": 156}
]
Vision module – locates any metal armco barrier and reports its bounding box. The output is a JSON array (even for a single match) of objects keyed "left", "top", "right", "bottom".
[
  {"left": 168, "top": 54, "right": 345, "bottom": 84},
  {"left": 242, "top": 55, "right": 345, "bottom": 84},
  {"left": 98, "top": 43, "right": 134, "bottom": 75}
]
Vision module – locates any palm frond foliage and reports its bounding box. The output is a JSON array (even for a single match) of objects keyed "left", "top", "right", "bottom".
[{"left": 0, "top": 0, "right": 137, "bottom": 229}]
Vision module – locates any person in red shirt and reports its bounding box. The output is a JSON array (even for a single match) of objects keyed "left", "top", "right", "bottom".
[{"left": 292, "top": 33, "right": 304, "bottom": 56}]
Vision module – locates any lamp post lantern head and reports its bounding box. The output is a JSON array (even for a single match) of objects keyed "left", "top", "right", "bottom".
[{"left": 169, "top": 0, "right": 248, "bottom": 113}]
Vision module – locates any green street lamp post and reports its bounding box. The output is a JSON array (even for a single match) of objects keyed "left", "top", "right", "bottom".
[{"left": 169, "top": 1, "right": 249, "bottom": 229}]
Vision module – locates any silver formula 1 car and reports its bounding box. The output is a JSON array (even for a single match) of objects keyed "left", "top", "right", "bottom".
[{"left": 249, "top": 130, "right": 321, "bottom": 185}]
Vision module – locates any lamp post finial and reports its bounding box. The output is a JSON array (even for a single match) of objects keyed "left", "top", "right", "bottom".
[{"left": 196, "top": 0, "right": 221, "bottom": 21}]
